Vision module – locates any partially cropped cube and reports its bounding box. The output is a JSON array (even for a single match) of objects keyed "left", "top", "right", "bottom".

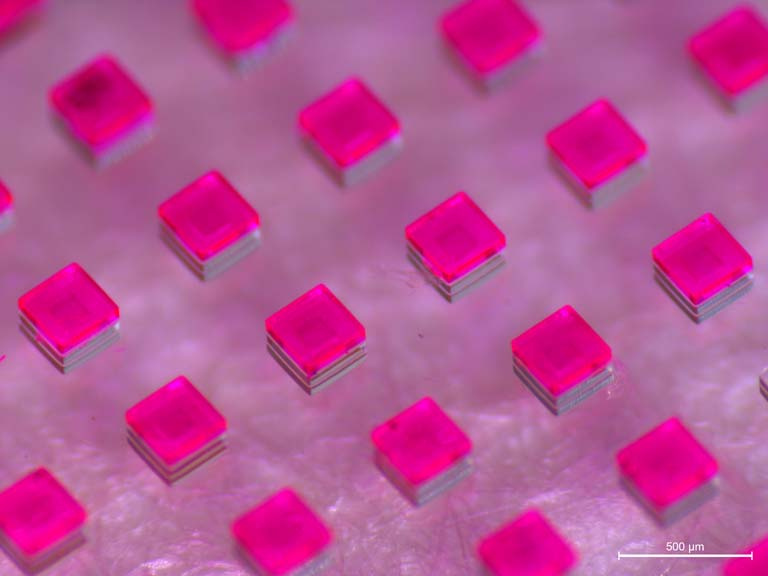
[
  {"left": 191, "top": 0, "right": 294, "bottom": 70},
  {"left": 126, "top": 376, "right": 227, "bottom": 484},
  {"left": 233, "top": 489, "right": 332, "bottom": 576},
  {"left": 510, "top": 305, "right": 613, "bottom": 415},
  {"left": 652, "top": 213, "right": 753, "bottom": 322},
  {"left": 616, "top": 417, "right": 719, "bottom": 525},
  {"left": 441, "top": 0, "right": 542, "bottom": 90},
  {"left": 18, "top": 263, "right": 120, "bottom": 373},
  {"left": 266, "top": 284, "right": 366, "bottom": 394},
  {"left": 0, "top": 468, "right": 86, "bottom": 574},
  {"left": 159, "top": 171, "right": 261, "bottom": 280},
  {"left": 371, "top": 397, "right": 472, "bottom": 506},
  {"left": 0, "top": 180, "right": 13, "bottom": 233},
  {"left": 478, "top": 509, "right": 577, "bottom": 576},
  {"left": 0, "top": 0, "right": 43, "bottom": 35},
  {"left": 49, "top": 55, "right": 154, "bottom": 167},
  {"left": 723, "top": 534, "right": 768, "bottom": 576},
  {"left": 546, "top": 99, "right": 647, "bottom": 208},
  {"left": 689, "top": 6, "right": 768, "bottom": 111},
  {"left": 406, "top": 191, "right": 506, "bottom": 302},
  {"left": 299, "top": 78, "right": 402, "bottom": 186}
]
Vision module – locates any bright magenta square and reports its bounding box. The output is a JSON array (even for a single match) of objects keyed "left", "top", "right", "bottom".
[
  {"left": 192, "top": 0, "right": 293, "bottom": 55},
  {"left": 652, "top": 213, "right": 753, "bottom": 305},
  {"left": 689, "top": 6, "right": 768, "bottom": 98},
  {"left": 406, "top": 191, "right": 506, "bottom": 283},
  {"left": 511, "top": 305, "right": 611, "bottom": 396},
  {"left": 158, "top": 171, "right": 260, "bottom": 261},
  {"left": 616, "top": 417, "right": 718, "bottom": 510},
  {"left": 546, "top": 99, "right": 647, "bottom": 190},
  {"left": 441, "top": 0, "right": 540, "bottom": 77},
  {"left": 265, "top": 284, "right": 365, "bottom": 377},
  {"left": 126, "top": 376, "right": 226, "bottom": 468},
  {"left": 371, "top": 397, "right": 472, "bottom": 486},
  {"left": 0, "top": 0, "right": 41, "bottom": 34},
  {"left": 0, "top": 180, "right": 12, "bottom": 214},
  {"left": 49, "top": 55, "right": 153, "bottom": 152},
  {"left": 232, "top": 488, "right": 332, "bottom": 576},
  {"left": 298, "top": 78, "right": 400, "bottom": 169},
  {"left": 478, "top": 509, "right": 577, "bottom": 576},
  {"left": 723, "top": 534, "right": 768, "bottom": 576},
  {"left": 0, "top": 468, "right": 86, "bottom": 559},
  {"left": 18, "top": 263, "right": 119, "bottom": 355}
]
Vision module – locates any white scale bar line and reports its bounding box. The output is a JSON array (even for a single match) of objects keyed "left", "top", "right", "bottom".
[{"left": 618, "top": 552, "right": 753, "bottom": 560}]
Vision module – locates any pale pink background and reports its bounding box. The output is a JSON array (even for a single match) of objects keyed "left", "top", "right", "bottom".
[{"left": 0, "top": 1, "right": 767, "bottom": 575}]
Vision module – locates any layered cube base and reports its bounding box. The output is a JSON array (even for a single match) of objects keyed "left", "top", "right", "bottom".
[
  {"left": 760, "top": 369, "right": 768, "bottom": 402},
  {"left": 0, "top": 527, "right": 85, "bottom": 575},
  {"left": 226, "top": 23, "right": 293, "bottom": 73},
  {"left": 238, "top": 547, "right": 331, "bottom": 576},
  {"left": 619, "top": 472, "right": 719, "bottom": 526}
]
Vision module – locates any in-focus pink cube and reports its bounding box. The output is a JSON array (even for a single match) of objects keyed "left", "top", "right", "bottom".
[
  {"left": 616, "top": 417, "right": 719, "bottom": 525},
  {"left": 298, "top": 78, "right": 402, "bottom": 186},
  {"left": 723, "top": 534, "right": 768, "bottom": 576},
  {"left": 49, "top": 55, "right": 154, "bottom": 167},
  {"left": 689, "top": 6, "right": 768, "bottom": 110},
  {"left": 0, "top": 0, "right": 42, "bottom": 35},
  {"left": 18, "top": 263, "right": 120, "bottom": 373},
  {"left": 126, "top": 376, "right": 227, "bottom": 484},
  {"left": 371, "top": 397, "right": 472, "bottom": 505},
  {"left": 0, "top": 468, "right": 86, "bottom": 573},
  {"left": 406, "top": 191, "right": 506, "bottom": 302},
  {"left": 652, "top": 213, "right": 753, "bottom": 322},
  {"left": 232, "top": 488, "right": 333, "bottom": 576},
  {"left": 159, "top": 171, "right": 261, "bottom": 280},
  {"left": 441, "top": 0, "right": 541, "bottom": 89},
  {"left": 266, "top": 284, "right": 366, "bottom": 394},
  {"left": 0, "top": 180, "right": 14, "bottom": 232},
  {"left": 478, "top": 509, "right": 577, "bottom": 576},
  {"left": 191, "top": 0, "right": 294, "bottom": 70},
  {"left": 510, "top": 305, "right": 613, "bottom": 415},
  {"left": 546, "top": 99, "right": 647, "bottom": 208}
]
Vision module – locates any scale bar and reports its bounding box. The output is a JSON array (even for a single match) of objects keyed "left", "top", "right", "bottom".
[{"left": 618, "top": 552, "right": 753, "bottom": 560}]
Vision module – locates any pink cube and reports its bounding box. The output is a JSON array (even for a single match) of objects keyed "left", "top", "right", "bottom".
[
  {"left": 371, "top": 397, "right": 472, "bottom": 505},
  {"left": 441, "top": 0, "right": 541, "bottom": 89},
  {"left": 191, "top": 0, "right": 294, "bottom": 70},
  {"left": 406, "top": 191, "right": 506, "bottom": 302},
  {"left": 298, "top": 78, "right": 402, "bottom": 186},
  {"left": 477, "top": 509, "right": 577, "bottom": 576},
  {"left": 0, "top": 0, "right": 42, "bottom": 35},
  {"left": 49, "top": 55, "right": 154, "bottom": 167},
  {"left": 232, "top": 488, "right": 333, "bottom": 576},
  {"left": 689, "top": 6, "right": 768, "bottom": 110},
  {"left": 0, "top": 468, "right": 86, "bottom": 573},
  {"left": 158, "top": 171, "right": 261, "bottom": 280},
  {"left": 723, "top": 534, "right": 768, "bottom": 575},
  {"left": 616, "top": 417, "right": 719, "bottom": 525},
  {"left": 0, "top": 180, "right": 13, "bottom": 232},
  {"left": 266, "top": 284, "right": 366, "bottom": 394},
  {"left": 510, "top": 305, "right": 613, "bottom": 415},
  {"left": 546, "top": 99, "right": 647, "bottom": 208},
  {"left": 652, "top": 213, "right": 753, "bottom": 322},
  {"left": 18, "top": 263, "right": 120, "bottom": 373}
]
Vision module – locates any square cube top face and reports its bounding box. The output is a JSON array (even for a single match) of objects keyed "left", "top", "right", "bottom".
[
  {"left": 192, "top": 0, "right": 293, "bottom": 54},
  {"left": 406, "top": 191, "right": 506, "bottom": 283},
  {"left": 511, "top": 305, "right": 611, "bottom": 396},
  {"left": 0, "top": 468, "right": 86, "bottom": 558},
  {"left": 265, "top": 284, "right": 365, "bottom": 377},
  {"left": 50, "top": 55, "right": 153, "bottom": 151},
  {"left": 546, "top": 99, "right": 647, "bottom": 191},
  {"left": 371, "top": 397, "right": 472, "bottom": 486},
  {"left": 689, "top": 6, "right": 768, "bottom": 98},
  {"left": 652, "top": 213, "right": 753, "bottom": 305},
  {"left": 441, "top": 0, "right": 540, "bottom": 77},
  {"left": 125, "top": 376, "right": 227, "bottom": 467},
  {"left": 723, "top": 535, "right": 768, "bottom": 576},
  {"left": 299, "top": 78, "right": 400, "bottom": 169},
  {"left": 0, "top": 181, "right": 12, "bottom": 214},
  {"left": 0, "top": 0, "right": 40, "bottom": 34},
  {"left": 232, "top": 488, "right": 332, "bottom": 576},
  {"left": 18, "top": 263, "right": 119, "bottom": 355},
  {"left": 478, "top": 509, "right": 577, "bottom": 576},
  {"left": 159, "top": 171, "right": 260, "bottom": 261},
  {"left": 616, "top": 417, "right": 718, "bottom": 510}
]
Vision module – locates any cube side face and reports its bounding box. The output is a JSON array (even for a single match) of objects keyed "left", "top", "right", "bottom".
[
  {"left": 616, "top": 418, "right": 718, "bottom": 509},
  {"left": 511, "top": 305, "right": 612, "bottom": 396},
  {"left": 406, "top": 191, "right": 506, "bottom": 283},
  {"left": 371, "top": 397, "right": 472, "bottom": 486},
  {"left": 652, "top": 213, "right": 753, "bottom": 305},
  {"left": 723, "top": 535, "right": 768, "bottom": 576},
  {"left": 546, "top": 100, "right": 647, "bottom": 191},
  {"left": 18, "top": 263, "right": 119, "bottom": 355},
  {"left": 265, "top": 284, "right": 365, "bottom": 377}
]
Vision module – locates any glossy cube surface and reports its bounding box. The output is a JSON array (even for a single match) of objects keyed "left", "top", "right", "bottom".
[
  {"left": 723, "top": 534, "right": 768, "bottom": 576},
  {"left": 232, "top": 489, "right": 332, "bottom": 576},
  {"left": 0, "top": 0, "right": 41, "bottom": 34},
  {"left": 478, "top": 509, "right": 577, "bottom": 576}
]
